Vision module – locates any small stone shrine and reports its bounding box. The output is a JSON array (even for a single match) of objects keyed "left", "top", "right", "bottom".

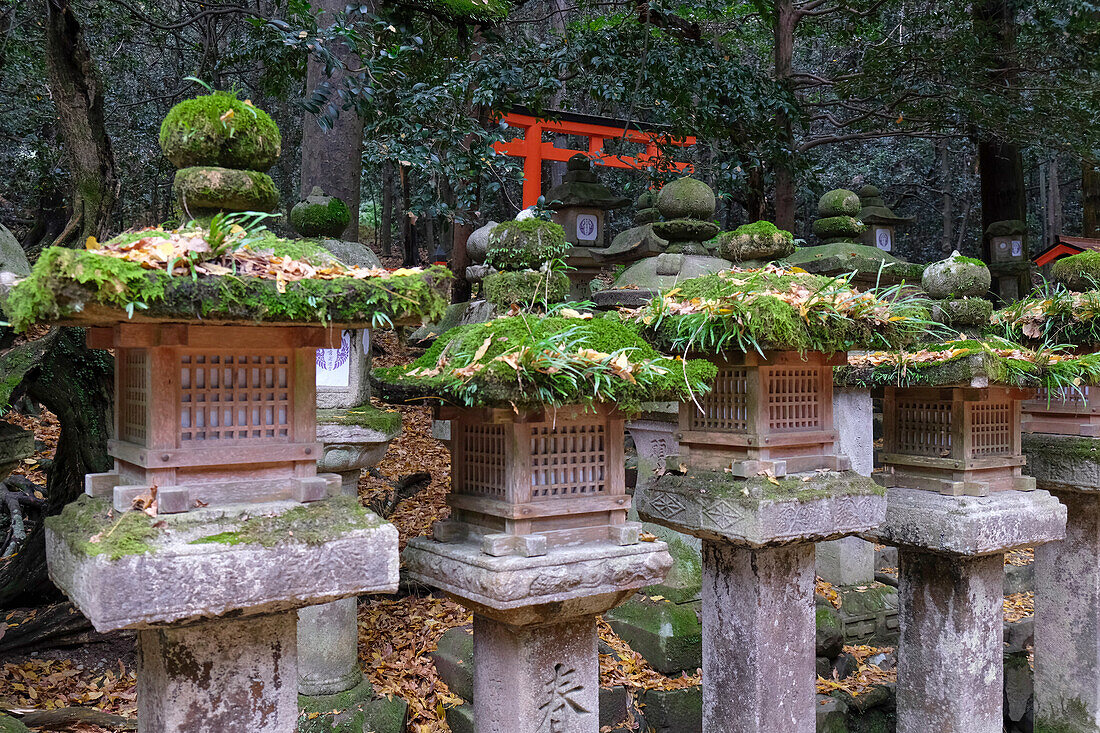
[
  {"left": 995, "top": 268, "right": 1100, "bottom": 731},
  {"left": 985, "top": 219, "right": 1031, "bottom": 301},
  {"left": 591, "top": 190, "right": 667, "bottom": 266},
  {"left": 15, "top": 95, "right": 447, "bottom": 733},
  {"left": 631, "top": 268, "right": 922, "bottom": 732},
  {"left": 788, "top": 188, "right": 924, "bottom": 287},
  {"left": 857, "top": 184, "right": 913, "bottom": 254},
  {"left": 544, "top": 155, "right": 629, "bottom": 299},
  {"left": 838, "top": 342, "right": 1069, "bottom": 733},
  {"left": 920, "top": 251, "right": 994, "bottom": 336},
  {"left": 375, "top": 315, "right": 716, "bottom": 732},
  {"left": 592, "top": 177, "right": 730, "bottom": 309}
]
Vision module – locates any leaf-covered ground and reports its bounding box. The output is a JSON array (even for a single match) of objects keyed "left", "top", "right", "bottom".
[{"left": 0, "top": 330, "right": 1039, "bottom": 731}]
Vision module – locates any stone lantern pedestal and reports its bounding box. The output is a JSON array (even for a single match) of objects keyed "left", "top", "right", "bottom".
[
  {"left": 403, "top": 403, "right": 671, "bottom": 732},
  {"left": 1025, "top": 431, "right": 1100, "bottom": 732},
  {"left": 638, "top": 350, "right": 884, "bottom": 732}
]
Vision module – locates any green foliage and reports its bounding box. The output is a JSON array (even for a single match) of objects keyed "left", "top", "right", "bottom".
[
  {"left": 1053, "top": 251, "right": 1100, "bottom": 292},
  {"left": 376, "top": 314, "right": 717, "bottom": 412},
  {"left": 636, "top": 269, "right": 933, "bottom": 355},
  {"left": 485, "top": 220, "right": 568, "bottom": 271},
  {"left": 483, "top": 269, "right": 569, "bottom": 309},
  {"left": 159, "top": 91, "right": 282, "bottom": 171}
]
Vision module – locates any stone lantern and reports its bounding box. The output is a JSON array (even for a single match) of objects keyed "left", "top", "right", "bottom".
[
  {"left": 857, "top": 184, "right": 913, "bottom": 254},
  {"left": 16, "top": 227, "right": 444, "bottom": 732},
  {"left": 985, "top": 220, "right": 1031, "bottom": 301},
  {"left": 544, "top": 155, "right": 629, "bottom": 300},
  {"left": 838, "top": 344, "right": 1066, "bottom": 733},
  {"left": 632, "top": 268, "right": 919, "bottom": 732},
  {"left": 376, "top": 315, "right": 714, "bottom": 732}
]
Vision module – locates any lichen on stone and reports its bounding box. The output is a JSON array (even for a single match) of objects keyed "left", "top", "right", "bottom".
[
  {"left": 189, "top": 495, "right": 383, "bottom": 547},
  {"left": 485, "top": 220, "right": 568, "bottom": 271},
  {"left": 174, "top": 166, "right": 279, "bottom": 214},
  {"left": 317, "top": 405, "right": 402, "bottom": 435},
  {"left": 482, "top": 269, "right": 569, "bottom": 309},
  {"left": 159, "top": 91, "right": 282, "bottom": 171}
]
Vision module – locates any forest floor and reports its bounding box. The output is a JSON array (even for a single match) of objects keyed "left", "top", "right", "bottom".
[{"left": 0, "top": 328, "right": 1035, "bottom": 732}]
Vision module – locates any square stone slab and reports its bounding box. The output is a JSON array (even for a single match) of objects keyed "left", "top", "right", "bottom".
[
  {"left": 1024, "top": 433, "right": 1100, "bottom": 493},
  {"left": 46, "top": 496, "right": 398, "bottom": 632},
  {"left": 638, "top": 470, "right": 886, "bottom": 547},
  {"left": 867, "top": 486, "right": 1066, "bottom": 556},
  {"left": 402, "top": 538, "right": 671, "bottom": 625}
]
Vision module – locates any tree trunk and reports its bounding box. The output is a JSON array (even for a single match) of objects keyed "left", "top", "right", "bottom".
[
  {"left": 772, "top": 0, "right": 797, "bottom": 232},
  {"left": 380, "top": 162, "right": 394, "bottom": 256},
  {"left": 300, "top": 0, "right": 364, "bottom": 242},
  {"left": 400, "top": 165, "right": 418, "bottom": 267},
  {"left": 1084, "top": 161, "right": 1100, "bottom": 237},
  {"left": 1045, "top": 154, "right": 1062, "bottom": 246},
  {"left": 44, "top": 0, "right": 117, "bottom": 249},
  {"left": 939, "top": 140, "right": 954, "bottom": 255},
  {"left": 0, "top": 328, "right": 113, "bottom": 606}
]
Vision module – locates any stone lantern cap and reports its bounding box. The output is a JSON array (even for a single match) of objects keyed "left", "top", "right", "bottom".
[
  {"left": 5, "top": 227, "right": 448, "bottom": 332},
  {"left": 544, "top": 155, "right": 630, "bottom": 211},
  {"left": 374, "top": 313, "right": 716, "bottom": 413},
  {"left": 857, "top": 185, "right": 914, "bottom": 226},
  {"left": 622, "top": 266, "right": 930, "bottom": 356}
]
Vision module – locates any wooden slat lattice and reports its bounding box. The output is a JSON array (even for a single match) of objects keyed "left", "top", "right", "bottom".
[
  {"left": 895, "top": 399, "right": 953, "bottom": 456},
  {"left": 118, "top": 350, "right": 147, "bottom": 445},
  {"left": 690, "top": 366, "right": 749, "bottom": 432},
  {"left": 968, "top": 401, "right": 1012, "bottom": 457},
  {"left": 766, "top": 367, "right": 822, "bottom": 432},
  {"left": 456, "top": 423, "right": 506, "bottom": 499},
  {"left": 529, "top": 421, "right": 606, "bottom": 500},
  {"left": 179, "top": 353, "right": 291, "bottom": 442}
]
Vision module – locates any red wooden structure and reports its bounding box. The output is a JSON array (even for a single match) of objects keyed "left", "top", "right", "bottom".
[
  {"left": 1034, "top": 235, "right": 1100, "bottom": 267},
  {"left": 493, "top": 108, "right": 696, "bottom": 209}
]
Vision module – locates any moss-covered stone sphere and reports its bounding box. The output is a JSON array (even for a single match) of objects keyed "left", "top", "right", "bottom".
[
  {"left": 637, "top": 190, "right": 658, "bottom": 209},
  {"left": 817, "top": 189, "right": 861, "bottom": 217},
  {"left": 921, "top": 252, "right": 991, "bottom": 299},
  {"left": 931, "top": 297, "right": 994, "bottom": 328},
  {"left": 173, "top": 166, "right": 278, "bottom": 214},
  {"left": 1052, "top": 251, "right": 1100, "bottom": 292},
  {"left": 486, "top": 219, "right": 568, "bottom": 271},
  {"left": 652, "top": 218, "right": 719, "bottom": 243},
  {"left": 657, "top": 177, "right": 715, "bottom": 221},
  {"left": 716, "top": 221, "right": 795, "bottom": 262},
  {"left": 483, "top": 269, "right": 570, "bottom": 309},
  {"left": 160, "top": 92, "right": 282, "bottom": 172},
  {"left": 290, "top": 186, "right": 351, "bottom": 238},
  {"left": 811, "top": 215, "right": 864, "bottom": 241}
]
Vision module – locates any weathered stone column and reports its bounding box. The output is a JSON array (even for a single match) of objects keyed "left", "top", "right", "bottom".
[
  {"left": 870, "top": 487, "right": 1065, "bottom": 733},
  {"left": 1026, "top": 433, "right": 1100, "bottom": 732},
  {"left": 639, "top": 470, "right": 884, "bottom": 733}
]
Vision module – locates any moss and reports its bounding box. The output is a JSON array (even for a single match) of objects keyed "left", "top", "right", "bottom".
[
  {"left": 483, "top": 269, "right": 569, "bottom": 309},
  {"left": 317, "top": 405, "right": 402, "bottom": 435},
  {"left": 654, "top": 470, "right": 883, "bottom": 512},
  {"left": 953, "top": 255, "right": 985, "bottom": 266},
  {"left": 931, "top": 297, "right": 994, "bottom": 327},
  {"left": 190, "top": 495, "right": 381, "bottom": 547},
  {"left": 812, "top": 215, "right": 865, "bottom": 240},
  {"left": 160, "top": 91, "right": 281, "bottom": 171},
  {"left": 922, "top": 254, "right": 991, "bottom": 298},
  {"left": 173, "top": 166, "right": 278, "bottom": 214},
  {"left": 1053, "top": 251, "right": 1100, "bottom": 292},
  {"left": 818, "top": 189, "right": 861, "bottom": 217},
  {"left": 657, "top": 177, "right": 715, "bottom": 220},
  {"left": 6, "top": 246, "right": 450, "bottom": 331},
  {"left": 835, "top": 341, "right": 1051, "bottom": 389},
  {"left": 290, "top": 196, "right": 351, "bottom": 238},
  {"left": 45, "top": 496, "right": 159, "bottom": 561},
  {"left": 1022, "top": 433, "right": 1100, "bottom": 463},
  {"left": 485, "top": 220, "right": 568, "bottom": 270},
  {"left": 986, "top": 219, "right": 1027, "bottom": 237},
  {"left": 715, "top": 221, "right": 795, "bottom": 262},
  {"left": 376, "top": 315, "right": 717, "bottom": 412}
]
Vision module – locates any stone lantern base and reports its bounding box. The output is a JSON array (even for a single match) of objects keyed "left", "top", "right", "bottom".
[
  {"left": 868, "top": 487, "right": 1065, "bottom": 733},
  {"left": 403, "top": 538, "right": 670, "bottom": 732},
  {"left": 638, "top": 469, "right": 884, "bottom": 733},
  {"left": 45, "top": 496, "right": 399, "bottom": 733}
]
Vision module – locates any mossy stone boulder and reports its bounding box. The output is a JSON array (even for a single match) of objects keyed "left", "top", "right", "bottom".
[
  {"left": 1052, "top": 250, "right": 1100, "bottom": 292},
  {"left": 931, "top": 297, "right": 994, "bottom": 328},
  {"left": 818, "top": 189, "right": 861, "bottom": 217},
  {"left": 483, "top": 269, "right": 569, "bottom": 309},
  {"left": 0, "top": 715, "right": 29, "bottom": 733},
  {"left": 657, "top": 177, "right": 715, "bottom": 220},
  {"left": 716, "top": 221, "right": 795, "bottom": 262},
  {"left": 466, "top": 220, "right": 499, "bottom": 264},
  {"left": 486, "top": 219, "right": 568, "bottom": 270},
  {"left": 160, "top": 91, "right": 281, "bottom": 171},
  {"left": 652, "top": 218, "right": 719, "bottom": 243},
  {"left": 812, "top": 215, "right": 865, "bottom": 242},
  {"left": 173, "top": 166, "right": 279, "bottom": 214},
  {"left": 290, "top": 186, "right": 351, "bottom": 238},
  {"left": 921, "top": 252, "right": 991, "bottom": 298}
]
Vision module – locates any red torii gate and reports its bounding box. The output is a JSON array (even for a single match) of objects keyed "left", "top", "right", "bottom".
[{"left": 492, "top": 108, "right": 696, "bottom": 209}]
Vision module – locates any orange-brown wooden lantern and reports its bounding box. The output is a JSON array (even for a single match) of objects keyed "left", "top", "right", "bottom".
[
  {"left": 84, "top": 323, "right": 343, "bottom": 513},
  {"left": 432, "top": 403, "right": 636, "bottom": 557},
  {"left": 674, "top": 351, "right": 851, "bottom": 477},
  {"left": 881, "top": 385, "right": 1036, "bottom": 496},
  {"left": 1022, "top": 386, "right": 1100, "bottom": 437}
]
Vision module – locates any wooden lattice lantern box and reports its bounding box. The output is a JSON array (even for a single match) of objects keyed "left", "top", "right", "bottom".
[
  {"left": 433, "top": 403, "right": 635, "bottom": 557},
  {"left": 1022, "top": 386, "right": 1100, "bottom": 437},
  {"left": 673, "top": 351, "right": 852, "bottom": 477}
]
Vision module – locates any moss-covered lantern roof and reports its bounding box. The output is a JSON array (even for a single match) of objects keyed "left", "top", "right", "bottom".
[
  {"left": 622, "top": 266, "right": 933, "bottom": 355},
  {"left": 373, "top": 312, "right": 717, "bottom": 413},
  {"left": 834, "top": 337, "right": 1100, "bottom": 390},
  {"left": 6, "top": 223, "right": 449, "bottom": 331},
  {"left": 992, "top": 287, "right": 1100, "bottom": 350}
]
